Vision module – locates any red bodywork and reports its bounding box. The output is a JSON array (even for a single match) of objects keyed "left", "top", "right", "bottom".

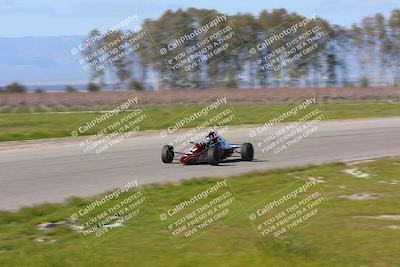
[
  {"left": 179, "top": 143, "right": 207, "bottom": 164},
  {"left": 179, "top": 142, "right": 234, "bottom": 165}
]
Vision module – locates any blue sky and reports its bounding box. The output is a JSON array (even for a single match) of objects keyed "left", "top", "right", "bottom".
[{"left": 0, "top": 0, "right": 399, "bottom": 37}]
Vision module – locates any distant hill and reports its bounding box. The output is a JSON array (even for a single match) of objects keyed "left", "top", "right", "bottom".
[{"left": 0, "top": 36, "right": 90, "bottom": 85}]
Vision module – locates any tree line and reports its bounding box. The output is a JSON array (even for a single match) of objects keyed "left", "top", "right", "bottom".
[
  {"left": 81, "top": 8, "right": 398, "bottom": 90},
  {"left": 0, "top": 83, "right": 102, "bottom": 93}
]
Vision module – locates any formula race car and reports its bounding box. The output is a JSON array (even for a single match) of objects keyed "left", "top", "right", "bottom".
[{"left": 161, "top": 131, "right": 254, "bottom": 166}]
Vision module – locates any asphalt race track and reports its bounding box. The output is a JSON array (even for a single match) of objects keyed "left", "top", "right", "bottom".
[{"left": 1, "top": 118, "right": 399, "bottom": 211}]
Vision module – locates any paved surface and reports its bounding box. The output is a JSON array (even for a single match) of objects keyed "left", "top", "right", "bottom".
[{"left": 1, "top": 118, "right": 400, "bottom": 211}]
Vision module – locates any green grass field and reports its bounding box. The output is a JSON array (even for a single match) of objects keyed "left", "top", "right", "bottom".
[
  {"left": 0, "top": 102, "right": 400, "bottom": 142},
  {"left": 1, "top": 157, "right": 399, "bottom": 267}
]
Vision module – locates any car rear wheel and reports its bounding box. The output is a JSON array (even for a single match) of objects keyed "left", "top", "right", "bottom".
[
  {"left": 207, "top": 146, "right": 220, "bottom": 165},
  {"left": 241, "top": 143, "right": 254, "bottom": 161},
  {"left": 161, "top": 145, "right": 174, "bottom": 163}
]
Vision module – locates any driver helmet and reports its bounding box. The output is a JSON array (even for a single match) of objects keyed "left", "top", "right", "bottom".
[{"left": 207, "top": 131, "right": 218, "bottom": 143}]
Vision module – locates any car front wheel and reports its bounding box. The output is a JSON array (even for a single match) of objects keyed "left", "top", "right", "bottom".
[{"left": 161, "top": 145, "right": 174, "bottom": 163}]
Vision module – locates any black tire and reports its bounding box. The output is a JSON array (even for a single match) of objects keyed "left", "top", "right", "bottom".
[
  {"left": 241, "top": 143, "right": 254, "bottom": 161},
  {"left": 207, "top": 146, "right": 220, "bottom": 165},
  {"left": 161, "top": 145, "right": 174, "bottom": 163}
]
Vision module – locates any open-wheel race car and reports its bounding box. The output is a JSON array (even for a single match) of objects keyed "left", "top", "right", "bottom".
[{"left": 161, "top": 132, "right": 254, "bottom": 166}]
